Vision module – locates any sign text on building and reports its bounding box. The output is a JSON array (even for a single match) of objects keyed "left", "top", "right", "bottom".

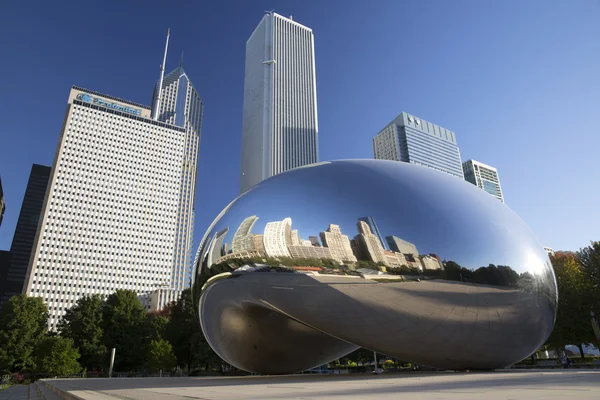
[{"left": 76, "top": 93, "right": 142, "bottom": 116}]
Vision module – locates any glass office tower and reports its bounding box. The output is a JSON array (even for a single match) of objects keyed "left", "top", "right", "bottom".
[
  {"left": 373, "top": 112, "right": 464, "bottom": 178},
  {"left": 462, "top": 159, "right": 504, "bottom": 202}
]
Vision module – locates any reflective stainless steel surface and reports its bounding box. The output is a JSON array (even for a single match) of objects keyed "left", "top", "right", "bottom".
[{"left": 192, "top": 159, "right": 557, "bottom": 374}]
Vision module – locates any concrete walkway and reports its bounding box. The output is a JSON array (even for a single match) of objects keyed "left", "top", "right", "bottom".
[
  {"left": 42, "top": 370, "right": 600, "bottom": 400},
  {"left": 0, "top": 385, "right": 29, "bottom": 400}
]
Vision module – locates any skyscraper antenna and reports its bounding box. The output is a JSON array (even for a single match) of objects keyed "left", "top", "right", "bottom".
[
  {"left": 180, "top": 50, "right": 184, "bottom": 68},
  {"left": 152, "top": 28, "right": 170, "bottom": 121}
]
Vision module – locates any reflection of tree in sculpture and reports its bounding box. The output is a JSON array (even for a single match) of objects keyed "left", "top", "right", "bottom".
[{"left": 441, "top": 262, "right": 522, "bottom": 287}]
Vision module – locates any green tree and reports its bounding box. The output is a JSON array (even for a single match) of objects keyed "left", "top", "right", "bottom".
[
  {"left": 58, "top": 295, "right": 106, "bottom": 371},
  {"left": 146, "top": 339, "right": 176, "bottom": 373},
  {"left": 545, "top": 251, "right": 595, "bottom": 358},
  {"left": 0, "top": 295, "right": 49, "bottom": 373},
  {"left": 145, "top": 313, "right": 169, "bottom": 342},
  {"left": 577, "top": 241, "right": 600, "bottom": 317},
  {"left": 34, "top": 336, "right": 81, "bottom": 376},
  {"left": 165, "top": 289, "right": 220, "bottom": 372},
  {"left": 102, "top": 290, "right": 147, "bottom": 371}
]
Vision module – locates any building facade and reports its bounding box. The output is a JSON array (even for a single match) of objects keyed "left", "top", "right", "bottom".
[
  {"left": 22, "top": 87, "right": 192, "bottom": 329},
  {"left": 263, "top": 217, "right": 292, "bottom": 258},
  {"left": 373, "top": 112, "right": 464, "bottom": 178},
  {"left": 232, "top": 215, "right": 259, "bottom": 252},
  {"left": 319, "top": 224, "right": 356, "bottom": 263},
  {"left": 240, "top": 12, "right": 319, "bottom": 193},
  {"left": 462, "top": 159, "right": 504, "bottom": 203},
  {"left": 358, "top": 217, "right": 387, "bottom": 251},
  {"left": 288, "top": 244, "right": 332, "bottom": 260},
  {"left": 355, "top": 220, "right": 387, "bottom": 264},
  {"left": 151, "top": 66, "right": 203, "bottom": 290},
  {"left": 0, "top": 164, "right": 51, "bottom": 304},
  {"left": 386, "top": 236, "right": 419, "bottom": 257},
  {"left": 206, "top": 228, "right": 229, "bottom": 267}
]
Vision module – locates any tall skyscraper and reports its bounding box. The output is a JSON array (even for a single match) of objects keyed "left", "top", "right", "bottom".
[
  {"left": 373, "top": 112, "right": 464, "bottom": 178},
  {"left": 240, "top": 12, "right": 319, "bottom": 193},
  {"left": 0, "top": 164, "right": 51, "bottom": 304},
  {"left": 462, "top": 159, "right": 504, "bottom": 203},
  {"left": 151, "top": 30, "right": 203, "bottom": 290},
  {"left": 22, "top": 80, "right": 197, "bottom": 328}
]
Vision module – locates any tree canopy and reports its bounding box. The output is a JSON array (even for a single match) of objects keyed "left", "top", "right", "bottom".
[
  {"left": 0, "top": 295, "right": 49, "bottom": 373},
  {"left": 58, "top": 294, "right": 106, "bottom": 371},
  {"left": 102, "top": 290, "right": 147, "bottom": 371},
  {"left": 34, "top": 336, "right": 81, "bottom": 376}
]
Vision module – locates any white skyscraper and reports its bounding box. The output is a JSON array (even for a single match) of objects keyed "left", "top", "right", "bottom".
[
  {"left": 150, "top": 30, "right": 203, "bottom": 290},
  {"left": 151, "top": 65, "right": 203, "bottom": 290},
  {"left": 462, "top": 159, "right": 504, "bottom": 203},
  {"left": 240, "top": 12, "right": 319, "bottom": 193},
  {"left": 23, "top": 86, "right": 192, "bottom": 329}
]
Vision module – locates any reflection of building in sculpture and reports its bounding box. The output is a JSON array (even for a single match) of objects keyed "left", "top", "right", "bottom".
[
  {"left": 383, "top": 250, "right": 405, "bottom": 267},
  {"left": 355, "top": 221, "right": 387, "bottom": 264},
  {"left": 320, "top": 224, "right": 357, "bottom": 263},
  {"left": 232, "top": 215, "right": 259, "bottom": 252},
  {"left": 358, "top": 217, "right": 388, "bottom": 250},
  {"left": 309, "top": 236, "right": 321, "bottom": 247},
  {"left": 288, "top": 245, "right": 333, "bottom": 260},
  {"left": 386, "top": 236, "right": 419, "bottom": 257},
  {"left": 217, "top": 234, "right": 265, "bottom": 264},
  {"left": 401, "top": 253, "right": 422, "bottom": 270},
  {"left": 420, "top": 255, "right": 443, "bottom": 270},
  {"left": 263, "top": 218, "right": 292, "bottom": 257},
  {"left": 291, "top": 230, "right": 301, "bottom": 246},
  {"left": 207, "top": 227, "right": 229, "bottom": 267}
]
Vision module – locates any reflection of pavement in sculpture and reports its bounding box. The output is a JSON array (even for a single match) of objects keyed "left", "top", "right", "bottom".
[{"left": 200, "top": 273, "right": 554, "bottom": 373}]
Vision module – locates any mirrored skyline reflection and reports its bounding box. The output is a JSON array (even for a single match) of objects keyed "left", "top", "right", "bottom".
[
  {"left": 198, "top": 159, "right": 553, "bottom": 276},
  {"left": 192, "top": 159, "right": 557, "bottom": 374}
]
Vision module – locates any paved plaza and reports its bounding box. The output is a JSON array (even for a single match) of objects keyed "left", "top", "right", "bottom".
[{"left": 22, "top": 370, "right": 600, "bottom": 400}]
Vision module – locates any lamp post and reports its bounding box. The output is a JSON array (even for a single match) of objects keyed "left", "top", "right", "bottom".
[{"left": 108, "top": 348, "right": 116, "bottom": 378}]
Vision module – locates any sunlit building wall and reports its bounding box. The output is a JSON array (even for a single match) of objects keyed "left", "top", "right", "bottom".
[{"left": 240, "top": 12, "right": 319, "bottom": 193}]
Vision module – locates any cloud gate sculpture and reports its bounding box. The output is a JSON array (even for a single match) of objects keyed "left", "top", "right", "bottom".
[{"left": 192, "top": 159, "right": 557, "bottom": 374}]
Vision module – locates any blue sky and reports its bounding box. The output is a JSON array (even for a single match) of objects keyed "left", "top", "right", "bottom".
[{"left": 0, "top": 0, "right": 598, "bottom": 253}]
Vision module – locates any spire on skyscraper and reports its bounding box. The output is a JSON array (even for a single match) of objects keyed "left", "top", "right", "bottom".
[{"left": 152, "top": 28, "right": 170, "bottom": 121}]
